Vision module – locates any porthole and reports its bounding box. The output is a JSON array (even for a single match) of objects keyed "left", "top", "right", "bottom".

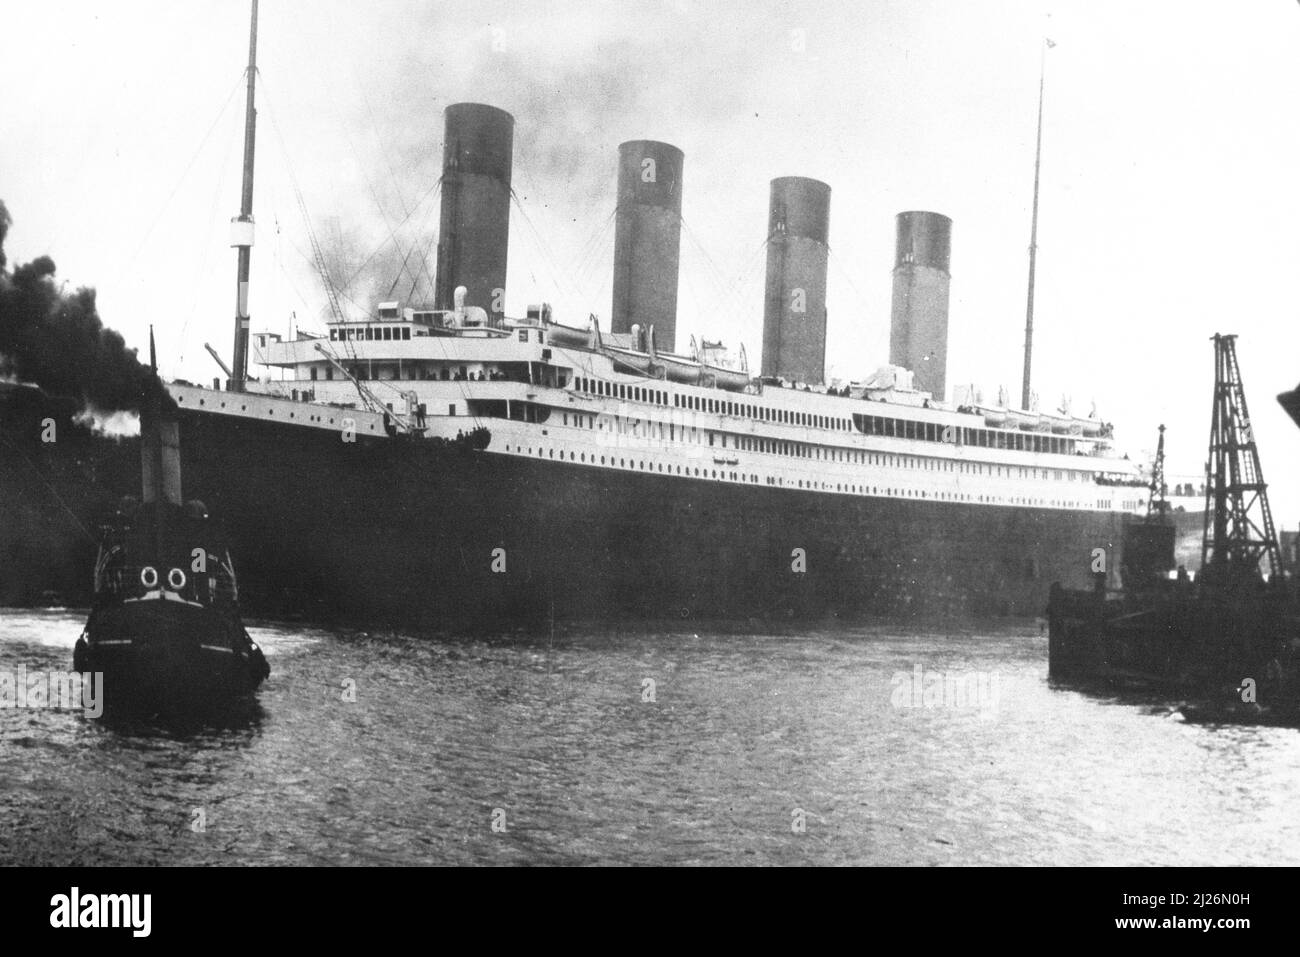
[{"left": 140, "top": 566, "right": 158, "bottom": 589}]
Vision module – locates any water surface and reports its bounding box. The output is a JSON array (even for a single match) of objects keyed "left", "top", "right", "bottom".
[{"left": 1, "top": 609, "right": 1295, "bottom": 865}]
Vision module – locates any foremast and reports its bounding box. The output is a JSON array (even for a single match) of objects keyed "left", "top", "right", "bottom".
[{"left": 229, "top": 0, "right": 259, "bottom": 392}]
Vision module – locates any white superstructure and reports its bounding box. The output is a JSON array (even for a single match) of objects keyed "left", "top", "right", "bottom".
[{"left": 170, "top": 302, "right": 1148, "bottom": 515}]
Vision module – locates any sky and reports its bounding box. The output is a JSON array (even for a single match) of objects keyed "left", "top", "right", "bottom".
[{"left": 4, "top": 0, "right": 1300, "bottom": 520}]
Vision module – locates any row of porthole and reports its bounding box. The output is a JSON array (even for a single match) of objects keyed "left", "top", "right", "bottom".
[
  {"left": 554, "top": 418, "right": 1094, "bottom": 495},
  {"left": 507, "top": 444, "right": 764, "bottom": 481},
  {"left": 502, "top": 443, "right": 1094, "bottom": 508},
  {"left": 177, "top": 394, "right": 1102, "bottom": 489},
  {"left": 506, "top": 445, "right": 929, "bottom": 495},
  {"left": 186, "top": 394, "right": 372, "bottom": 429}
]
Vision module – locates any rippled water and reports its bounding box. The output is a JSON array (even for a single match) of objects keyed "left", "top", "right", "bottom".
[{"left": 1, "top": 608, "right": 1298, "bottom": 866}]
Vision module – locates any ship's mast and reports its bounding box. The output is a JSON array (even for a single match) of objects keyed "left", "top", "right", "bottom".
[
  {"left": 1021, "top": 39, "right": 1050, "bottom": 411},
  {"left": 229, "top": 0, "right": 259, "bottom": 392}
]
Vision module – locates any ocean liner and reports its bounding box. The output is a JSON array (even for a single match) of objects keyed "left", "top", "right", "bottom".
[
  {"left": 168, "top": 285, "right": 1146, "bottom": 630},
  {"left": 3, "top": 5, "right": 1159, "bottom": 630}
]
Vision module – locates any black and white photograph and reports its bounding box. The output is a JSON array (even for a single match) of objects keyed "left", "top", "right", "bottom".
[{"left": 0, "top": 0, "right": 1295, "bottom": 919}]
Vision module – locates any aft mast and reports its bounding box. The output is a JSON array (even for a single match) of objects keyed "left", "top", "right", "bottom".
[
  {"left": 229, "top": 0, "right": 259, "bottom": 392},
  {"left": 1021, "top": 38, "right": 1052, "bottom": 411}
]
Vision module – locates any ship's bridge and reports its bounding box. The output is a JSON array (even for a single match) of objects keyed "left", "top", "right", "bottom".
[{"left": 251, "top": 299, "right": 557, "bottom": 384}]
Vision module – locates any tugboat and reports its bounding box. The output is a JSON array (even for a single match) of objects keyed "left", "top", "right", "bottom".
[
  {"left": 1047, "top": 335, "right": 1300, "bottom": 707},
  {"left": 72, "top": 335, "right": 269, "bottom": 714}
]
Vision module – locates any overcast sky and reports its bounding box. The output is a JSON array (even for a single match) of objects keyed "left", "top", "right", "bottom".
[{"left": 4, "top": 0, "right": 1300, "bottom": 520}]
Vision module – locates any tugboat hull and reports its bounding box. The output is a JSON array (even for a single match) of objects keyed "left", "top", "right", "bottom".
[{"left": 76, "top": 598, "right": 268, "bottom": 713}]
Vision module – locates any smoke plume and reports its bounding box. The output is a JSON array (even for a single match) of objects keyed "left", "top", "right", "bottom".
[{"left": 0, "top": 200, "right": 160, "bottom": 411}]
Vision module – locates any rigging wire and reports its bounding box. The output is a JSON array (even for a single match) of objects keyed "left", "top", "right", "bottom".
[
  {"left": 336, "top": 108, "right": 424, "bottom": 298},
  {"left": 174, "top": 103, "right": 242, "bottom": 367},
  {"left": 386, "top": 239, "right": 424, "bottom": 300},
  {"left": 566, "top": 207, "right": 618, "bottom": 298},
  {"left": 679, "top": 217, "right": 749, "bottom": 314},
  {"left": 510, "top": 163, "right": 615, "bottom": 318},
  {"left": 404, "top": 228, "right": 440, "bottom": 303},
  {"left": 355, "top": 67, "right": 420, "bottom": 223},
  {"left": 677, "top": 218, "right": 766, "bottom": 353},
  {"left": 399, "top": 175, "right": 446, "bottom": 304},
  {"left": 508, "top": 188, "right": 585, "bottom": 309},
  {"left": 257, "top": 73, "right": 356, "bottom": 366},
  {"left": 354, "top": 68, "right": 440, "bottom": 279},
  {"left": 0, "top": 432, "right": 100, "bottom": 546},
  {"left": 119, "top": 72, "right": 246, "bottom": 281},
  {"left": 826, "top": 247, "right": 888, "bottom": 361},
  {"left": 707, "top": 233, "right": 768, "bottom": 346},
  {"left": 339, "top": 180, "right": 442, "bottom": 295},
  {"left": 391, "top": 179, "right": 445, "bottom": 303}
]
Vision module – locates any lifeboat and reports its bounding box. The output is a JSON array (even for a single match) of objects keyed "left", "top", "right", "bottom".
[
  {"left": 1016, "top": 411, "right": 1045, "bottom": 431},
  {"left": 976, "top": 406, "right": 1009, "bottom": 428},
  {"left": 544, "top": 320, "right": 591, "bottom": 349},
  {"left": 603, "top": 328, "right": 752, "bottom": 392},
  {"left": 1045, "top": 414, "right": 1083, "bottom": 435}
]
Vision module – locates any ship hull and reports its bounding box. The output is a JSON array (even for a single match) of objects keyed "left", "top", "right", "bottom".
[
  {"left": 1, "top": 384, "right": 1135, "bottom": 632},
  {"left": 170, "top": 406, "right": 1128, "bottom": 631},
  {"left": 76, "top": 598, "right": 269, "bottom": 714},
  {"left": 1045, "top": 581, "right": 1300, "bottom": 713}
]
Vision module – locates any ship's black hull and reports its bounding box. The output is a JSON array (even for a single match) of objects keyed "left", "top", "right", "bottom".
[
  {"left": 171, "top": 406, "right": 1128, "bottom": 632},
  {"left": 0, "top": 384, "right": 137, "bottom": 606},
  {"left": 1, "top": 384, "right": 1132, "bottom": 632}
]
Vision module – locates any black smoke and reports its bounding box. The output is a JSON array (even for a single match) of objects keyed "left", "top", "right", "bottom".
[{"left": 0, "top": 200, "right": 160, "bottom": 411}]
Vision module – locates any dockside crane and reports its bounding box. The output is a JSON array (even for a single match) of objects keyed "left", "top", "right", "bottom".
[
  {"left": 1147, "top": 424, "right": 1169, "bottom": 520},
  {"left": 1050, "top": 334, "right": 1297, "bottom": 694},
  {"left": 1200, "top": 334, "right": 1283, "bottom": 583}
]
